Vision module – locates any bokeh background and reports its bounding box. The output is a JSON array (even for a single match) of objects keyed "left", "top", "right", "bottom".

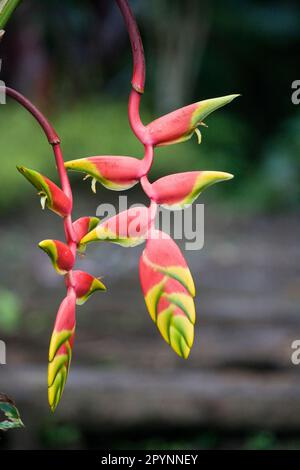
[{"left": 0, "top": 0, "right": 300, "bottom": 449}]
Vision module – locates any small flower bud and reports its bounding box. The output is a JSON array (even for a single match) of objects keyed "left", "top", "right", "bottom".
[
  {"left": 17, "top": 166, "right": 71, "bottom": 217},
  {"left": 65, "top": 270, "right": 106, "bottom": 305},
  {"left": 38, "top": 239, "right": 75, "bottom": 275},
  {"left": 73, "top": 217, "right": 100, "bottom": 244}
]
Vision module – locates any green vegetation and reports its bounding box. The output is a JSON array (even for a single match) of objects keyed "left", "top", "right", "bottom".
[{"left": 0, "top": 288, "right": 21, "bottom": 333}]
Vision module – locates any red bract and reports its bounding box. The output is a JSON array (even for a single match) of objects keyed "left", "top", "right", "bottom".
[
  {"left": 80, "top": 206, "right": 152, "bottom": 248},
  {"left": 65, "top": 270, "right": 106, "bottom": 305},
  {"left": 139, "top": 231, "right": 196, "bottom": 359},
  {"left": 145, "top": 95, "right": 239, "bottom": 147},
  {"left": 151, "top": 171, "right": 233, "bottom": 209},
  {"left": 17, "top": 166, "right": 72, "bottom": 217},
  {"left": 39, "top": 240, "right": 75, "bottom": 275},
  {"left": 73, "top": 216, "right": 100, "bottom": 244},
  {"left": 65, "top": 156, "right": 143, "bottom": 192},
  {"left": 48, "top": 291, "right": 76, "bottom": 412}
]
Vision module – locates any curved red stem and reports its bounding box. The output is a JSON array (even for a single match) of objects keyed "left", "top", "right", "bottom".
[
  {"left": 140, "top": 175, "right": 155, "bottom": 200},
  {"left": 116, "top": 0, "right": 158, "bottom": 211},
  {"left": 52, "top": 143, "right": 72, "bottom": 204},
  {"left": 4, "top": 87, "right": 60, "bottom": 144},
  {"left": 128, "top": 89, "right": 148, "bottom": 142},
  {"left": 115, "top": 0, "right": 145, "bottom": 94},
  {"left": 3, "top": 85, "right": 77, "bottom": 280}
]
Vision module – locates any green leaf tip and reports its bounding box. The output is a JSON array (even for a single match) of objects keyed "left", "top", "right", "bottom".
[
  {"left": 0, "top": 0, "right": 22, "bottom": 30},
  {"left": 192, "top": 94, "right": 241, "bottom": 127}
]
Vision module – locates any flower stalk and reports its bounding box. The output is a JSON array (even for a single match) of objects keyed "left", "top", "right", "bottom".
[
  {"left": 71, "top": 0, "right": 238, "bottom": 359},
  {"left": 115, "top": 0, "right": 145, "bottom": 94},
  {"left": 65, "top": 0, "right": 238, "bottom": 359},
  {"left": 2, "top": 84, "right": 106, "bottom": 410}
]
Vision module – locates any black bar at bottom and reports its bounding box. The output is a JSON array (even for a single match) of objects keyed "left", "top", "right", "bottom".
[{"left": 0, "top": 450, "right": 299, "bottom": 466}]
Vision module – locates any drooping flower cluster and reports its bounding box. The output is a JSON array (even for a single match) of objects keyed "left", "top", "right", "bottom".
[
  {"left": 17, "top": 165, "right": 106, "bottom": 411},
  {"left": 8, "top": 0, "right": 239, "bottom": 411},
  {"left": 64, "top": 3, "right": 238, "bottom": 359}
]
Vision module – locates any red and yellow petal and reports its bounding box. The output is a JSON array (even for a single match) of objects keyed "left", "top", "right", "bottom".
[
  {"left": 79, "top": 206, "right": 151, "bottom": 248},
  {"left": 65, "top": 156, "right": 143, "bottom": 192},
  {"left": 152, "top": 171, "right": 233, "bottom": 210},
  {"left": 48, "top": 291, "right": 76, "bottom": 412},
  {"left": 139, "top": 231, "right": 196, "bottom": 359},
  {"left": 146, "top": 95, "right": 239, "bottom": 147},
  {"left": 65, "top": 270, "right": 106, "bottom": 305},
  {"left": 39, "top": 239, "right": 75, "bottom": 275},
  {"left": 17, "top": 166, "right": 71, "bottom": 217}
]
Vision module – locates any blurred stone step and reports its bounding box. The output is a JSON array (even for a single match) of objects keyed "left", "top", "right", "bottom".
[
  {"left": 74, "top": 323, "right": 299, "bottom": 370},
  {"left": 7, "top": 321, "right": 300, "bottom": 371},
  {"left": 3, "top": 366, "right": 300, "bottom": 433}
]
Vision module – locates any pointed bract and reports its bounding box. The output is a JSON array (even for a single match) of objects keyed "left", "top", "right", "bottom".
[
  {"left": 80, "top": 206, "right": 151, "bottom": 248},
  {"left": 39, "top": 239, "right": 75, "bottom": 275},
  {"left": 73, "top": 216, "right": 100, "bottom": 244},
  {"left": 152, "top": 171, "right": 233, "bottom": 210},
  {"left": 65, "top": 270, "right": 106, "bottom": 305},
  {"left": 65, "top": 156, "right": 143, "bottom": 191},
  {"left": 17, "top": 166, "right": 72, "bottom": 217},
  {"left": 139, "top": 230, "right": 196, "bottom": 359},
  {"left": 146, "top": 94, "right": 240, "bottom": 147},
  {"left": 48, "top": 291, "right": 76, "bottom": 412}
]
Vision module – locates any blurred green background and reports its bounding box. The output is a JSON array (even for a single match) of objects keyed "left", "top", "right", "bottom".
[
  {"left": 0, "top": 0, "right": 299, "bottom": 214},
  {"left": 0, "top": 0, "right": 300, "bottom": 450}
]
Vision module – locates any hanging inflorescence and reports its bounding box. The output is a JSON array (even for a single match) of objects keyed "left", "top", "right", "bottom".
[{"left": 2, "top": 0, "right": 239, "bottom": 412}]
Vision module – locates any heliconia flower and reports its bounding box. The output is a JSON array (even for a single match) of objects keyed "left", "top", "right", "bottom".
[
  {"left": 65, "top": 270, "right": 106, "bottom": 305},
  {"left": 151, "top": 171, "right": 234, "bottom": 210},
  {"left": 64, "top": 156, "right": 143, "bottom": 192},
  {"left": 146, "top": 94, "right": 240, "bottom": 147},
  {"left": 17, "top": 166, "right": 72, "bottom": 217},
  {"left": 38, "top": 239, "right": 75, "bottom": 275},
  {"left": 73, "top": 216, "right": 100, "bottom": 244},
  {"left": 80, "top": 206, "right": 151, "bottom": 249},
  {"left": 139, "top": 230, "right": 195, "bottom": 359},
  {"left": 48, "top": 291, "right": 76, "bottom": 412}
]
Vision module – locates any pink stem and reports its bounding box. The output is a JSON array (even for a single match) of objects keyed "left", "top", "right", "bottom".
[
  {"left": 52, "top": 144, "right": 78, "bottom": 250},
  {"left": 116, "top": 0, "right": 152, "bottom": 150},
  {"left": 141, "top": 144, "right": 154, "bottom": 175},
  {"left": 52, "top": 143, "right": 72, "bottom": 201},
  {"left": 116, "top": 1, "right": 157, "bottom": 208},
  {"left": 149, "top": 200, "right": 158, "bottom": 223},
  {"left": 128, "top": 89, "right": 148, "bottom": 142},
  {"left": 140, "top": 175, "right": 155, "bottom": 200}
]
